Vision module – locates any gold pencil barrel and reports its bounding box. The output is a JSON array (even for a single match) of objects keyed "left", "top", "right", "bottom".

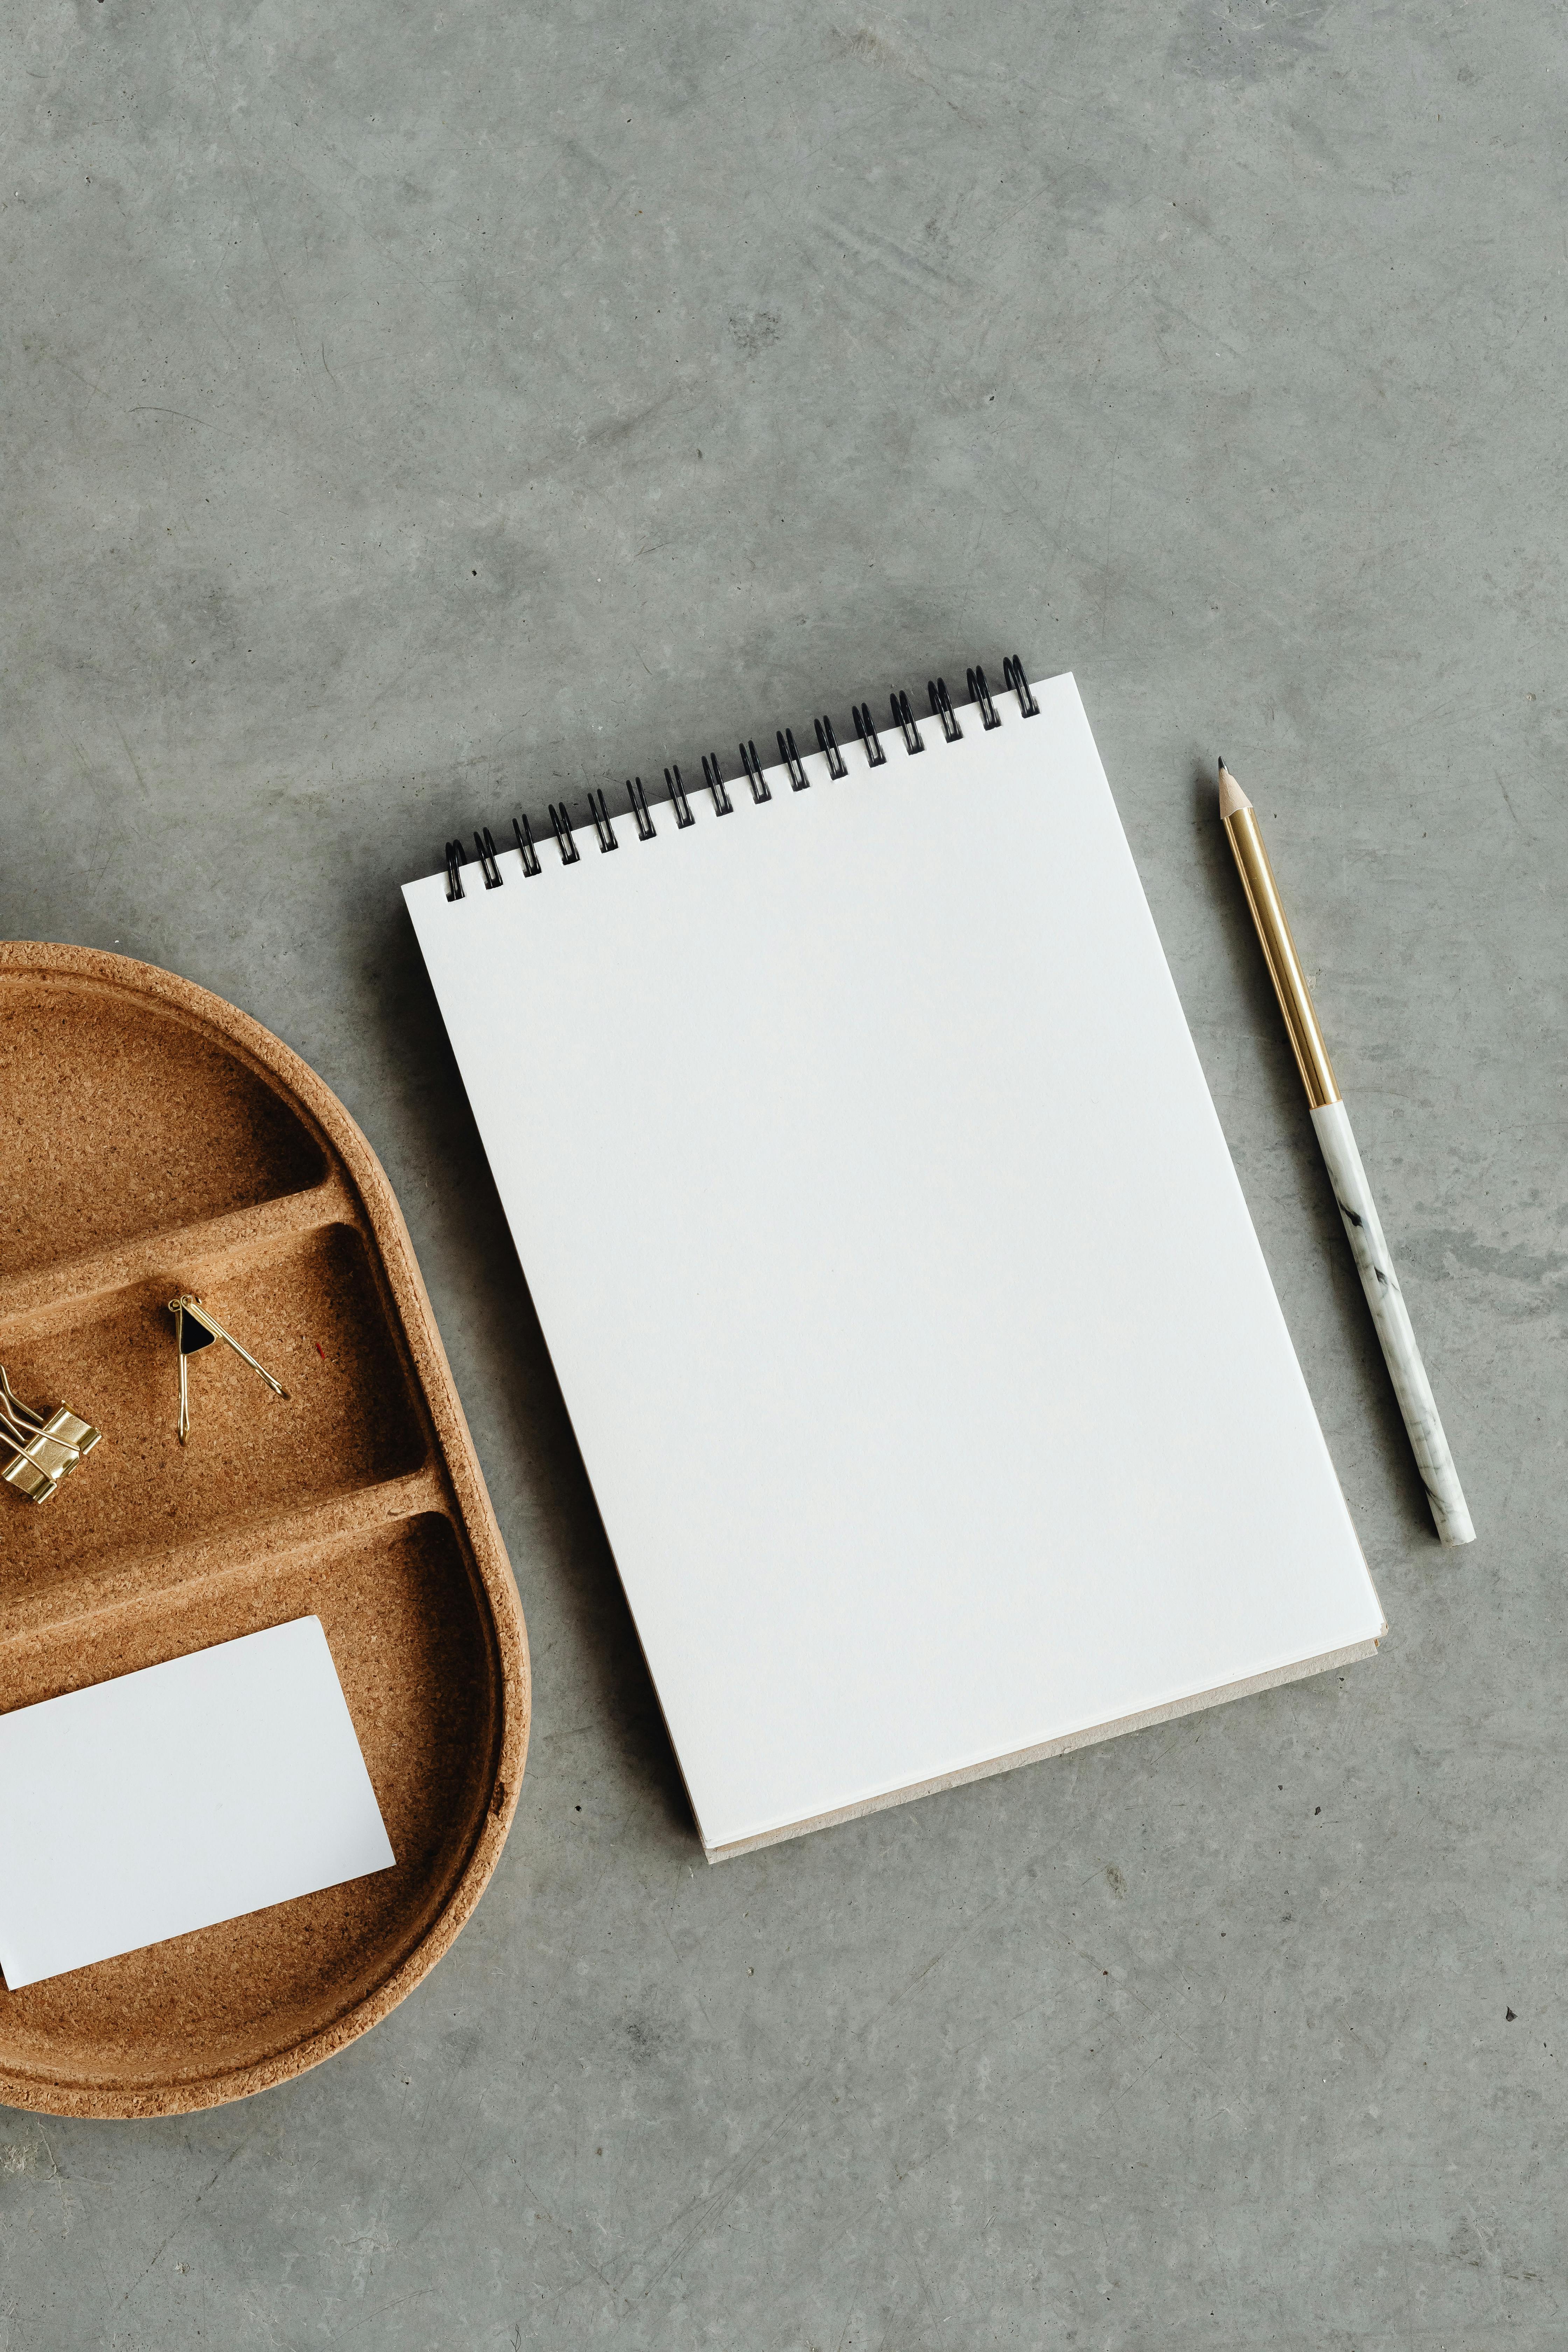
[{"left": 1220, "top": 794, "right": 1339, "bottom": 1110}]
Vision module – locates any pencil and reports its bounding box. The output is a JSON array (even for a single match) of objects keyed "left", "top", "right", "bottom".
[{"left": 1217, "top": 758, "right": 1475, "bottom": 1545}]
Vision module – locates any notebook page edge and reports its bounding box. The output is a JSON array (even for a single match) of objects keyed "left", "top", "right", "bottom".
[{"left": 702, "top": 1631, "right": 1385, "bottom": 1862}]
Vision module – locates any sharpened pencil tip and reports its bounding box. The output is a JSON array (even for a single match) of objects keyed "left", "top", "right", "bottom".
[{"left": 1217, "top": 760, "right": 1251, "bottom": 822}]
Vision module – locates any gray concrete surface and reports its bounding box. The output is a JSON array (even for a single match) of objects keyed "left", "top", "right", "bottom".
[{"left": 2, "top": 0, "right": 1564, "bottom": 2342}]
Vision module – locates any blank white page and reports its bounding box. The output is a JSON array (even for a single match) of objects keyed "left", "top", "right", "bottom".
[
  {"left": 0, "top": 1618, "right": 395, "bottom": 1988},
  {"left": 405, "top": 674, "right": 1384, "bottom": 1857}
]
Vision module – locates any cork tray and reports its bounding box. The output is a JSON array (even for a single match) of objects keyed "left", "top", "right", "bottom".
[{"left": 0, "top": 942, "right": 529, "bottom": 2117}]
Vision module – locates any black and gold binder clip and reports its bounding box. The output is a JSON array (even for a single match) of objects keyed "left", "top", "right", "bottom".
[
  {"left": 0, "top": 1366, "right": 103, "bottom": 1505},
  {"left": 168, "top": 1295, "right": 290, "bottom": 1444}
]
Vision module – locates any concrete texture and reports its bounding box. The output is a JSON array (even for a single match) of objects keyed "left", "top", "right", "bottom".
[{"left": 1, "top": 0, "right": 1564, "bottom": 2341}]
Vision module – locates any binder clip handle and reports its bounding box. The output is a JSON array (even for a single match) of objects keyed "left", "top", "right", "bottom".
[{"left": 168, "top": 1297, "right": 291, "bottom": 1447}]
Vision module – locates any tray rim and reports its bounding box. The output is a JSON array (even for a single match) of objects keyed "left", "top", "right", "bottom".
[{"left": 0, "top": 939, "right": 531, "bottom": 2118}]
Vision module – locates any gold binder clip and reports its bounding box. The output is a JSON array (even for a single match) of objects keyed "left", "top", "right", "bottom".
[
  {"left": 0, "top": 1421, "right": 63, "bottom": 1502},
  {"left": 168, "top": 1295, "right": 290, "bottom": 1445},
  {"left": 0, "top": 1367, "right": 103, "bottom": 1505}
]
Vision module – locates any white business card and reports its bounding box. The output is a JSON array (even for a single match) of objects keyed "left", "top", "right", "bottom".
[{"left": 0, "top": 1616, "right": 395, "bottom": 1989}]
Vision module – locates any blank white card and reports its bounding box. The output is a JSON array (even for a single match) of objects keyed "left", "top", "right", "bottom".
[
  {"left": 0, "top": 1617, "right": 394, "bottom": 1989},
  {"left": 406, "top": 672, "right": 1386, "bottom": 1858}
]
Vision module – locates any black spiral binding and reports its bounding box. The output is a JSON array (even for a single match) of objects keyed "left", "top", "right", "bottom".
[
  {"left": 665, "top": 765, "right": 695, "bottom": 827},
  {"left": 739, "top": 740, "right": 770, "bottom": 803},
  {"left": 777, "top": 729, "right": 809, "bottom": 791},
  {"left": 928, "top": 677, "right": 961, "bottom": 741},
  {"left": 890, "top": 691, "right": 923, "bottom": 756},
  {"left": 439, "top": 656, "right": 1036, "bottom": 892},
  {"left": 548, "top": 802, "right": 580, "bottom": 864},
  {"left": 967, "top": 665, "right": 1001, "bottom": 730},
  {"left": 701, "top": 754, "right": 733, "bottom": 815},
  {"left": 1002, "top": 656, "right": 1039, "bottom": 717},
  {"left": 853, "top": 704, "right": 885, "bottom": 767},
  {"left": 628, "top": 776, "right": 656, "bottom": 838},
  {"left": 587, "top": 789, "right": 618, "bottom": 852}
]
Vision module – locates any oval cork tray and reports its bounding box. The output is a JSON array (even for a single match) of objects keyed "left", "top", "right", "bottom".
[{"left": 0, "top": 942, "right": 529, "bottom": 2117}]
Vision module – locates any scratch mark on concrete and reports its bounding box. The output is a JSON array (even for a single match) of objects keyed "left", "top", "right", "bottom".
[
  {"left": 1100, "top": 435, "right": 1120, "bottom": 641},
  {"left": 112, "top": 2123, "right": 262, "bottom": 2312},
  {"left": 611, "top": 2087, "right": 815, "bottom": 2311},
  {"left": 36, "top": 344, "right": 110, "bottom": 399},
  {"left": 581, "top": 383, "right": 679, "bottom": 449},
  {"left": 113, "top": 719, "right": 149, "bottom": 796},
  {"left": 825, "top": 20, "right": 977, "bottom": 125},
  {"left": 128, "top": 405, "right": 213, "bottom": 429},
  {"left": 518, "top": 2180, "right": 618, "bottom": 2290}
]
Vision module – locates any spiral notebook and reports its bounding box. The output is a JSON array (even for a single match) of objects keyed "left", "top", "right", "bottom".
[{"left": 405, "top": 667, "right": 1385, "bottom": 1860}]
